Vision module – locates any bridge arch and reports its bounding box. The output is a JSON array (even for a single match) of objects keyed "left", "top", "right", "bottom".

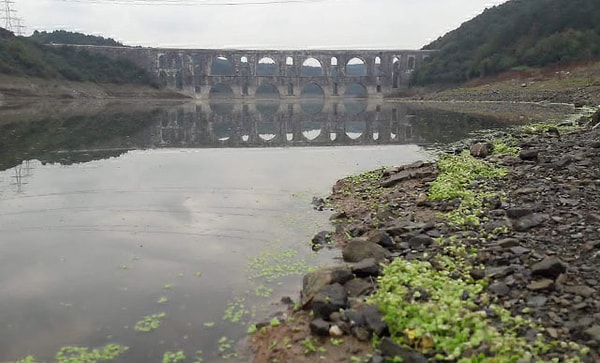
[
  {"left": 257, "top": 57, "right": 278, "bottom": 76},
  {"left": 302, "top": 57, "right": 323, "bottom": 77},
  {"left": 211, "top": 56, "right": 234, "bottom": 76},
  {"left": 346, "top": 57, "right": 367, "bottom": 77}
]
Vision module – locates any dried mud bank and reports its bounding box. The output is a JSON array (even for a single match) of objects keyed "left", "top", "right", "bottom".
[{"left": 250, "top": 108, "right": 600, "bottom": 363}]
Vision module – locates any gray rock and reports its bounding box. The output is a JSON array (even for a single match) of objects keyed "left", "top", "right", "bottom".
[
  {"left": 384, "top": 220, "right": 426, "bottom": 236},
  {"left": 377, "top": 337, "right": 428, "bottom": 363},
  {"left": 527, "top": 279, "right": 554, "bottom": 291},
  {"left": 342, "top": 238, "right": 389, "bottom": 263},
  {"left": 584, "top": 325, "right": 600, "bottom": 343},
  {"left": 302, "top": 266, "right": 353, "bottom": 306},
  {"left": 352, "top": 258, "right": 381, "bottom": 277},
  {"left": 344, "top": 278, "right": 375, "bottom": 297},
  {"left": 527, "top": 295, "right": 548, "bottom": 307},
  {"left": 512, "top": 213, "right": 548, "bottom": 231},
  {"left": 362, "top": 305, "right": 387, "bottom": 336},
  {"left": 498, "top": 238, "right": 521, "bottom": 248},
  {"left": 379, "top": 170, "right": 413, "bottom": 187},
  {"left": 470, "top": 142, "right": 494, "bottom": 158},
  {"left": 311, "top": 230, "right": 332, "bottom": 250},
  {"left": 344, "top": 309, "right": 366, "bottom": 327},
  {"left": 531, "top": 257, "right": 566, "bottom": 279},
  {"left": 408, "top": 234, "right": 434, "bottom": 249},
  {"left": 564, "top": 285, "right": 596, "bottom": 298},
  {"left": 352, "top": 327, "right": 371, "bottom": 341},
  {"left": 309, "top": 318, "right": 331, "bottom": 336},
  {"left": 510, "top": 246, "right": 530, "bottom": 255},
  {"left": 506, "top": 208, "right": 533, "bottom": 219},
  {"left": 519, "top": 149, "right": 539, "bottom": 161},
  {"left": 311, "top": 283, "right": 348, "bottom": 320},
  {"left": 485, "top": 265, "right": 516, "bottom": 279},
  {"left": 488, "top": 282, "right": 510, "bottom": 296},
  {"left": 367, "top": 230, "right": 395, "bottom": 248}
]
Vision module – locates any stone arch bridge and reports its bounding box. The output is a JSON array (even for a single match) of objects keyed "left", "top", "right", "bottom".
[{"left": 70, "top": 45, "right": 435, "bottom": 99}]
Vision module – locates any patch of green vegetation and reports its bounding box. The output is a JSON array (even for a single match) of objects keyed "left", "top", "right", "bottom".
[
  {"left": 217, "top": 336, "right": 237, "bottom": 359},
  {"left": 9, "top": 344, "right": 129, "bottom": 363},
  {"left": 247, "top": 245, "right": 316, "bottom": 283},
  {"left": 301, "top": 337, "right": 326, "bottom": 355},
  {"left": 203, "top": 322, "right": 215, "bottom": 328},
  {"left": 246, "top": 324, "right": 258, "bottom": 335},
  {"left": 0, "top": 28, "right": 156, "bottom": 86},
  {"left": 340, "top": 168, "right": 387, "bottom": 199},
  {"left": 270, "top": 317, "right": 281, "bottom": 327},
  {"left": 191, "top": 350, "right": 204, "bottom": 363},
  {"left": 428, "top": 151, "right": 507, "bottom": 227},
  {"left": 162, "top": 351, "right": 185, "bottom": 363},
  {"left": 254, "top": 284, "right": 273, "bottom": 297},
  {"left": 223, "top": 297, "right": 249, "bottom": 324},
  {"left": 134, "top": 312, "right": 166, "bottom": 332},
  {"left": 330, "top": 338, "right": 344, "bottom": 346},
  {"left": 491, "top": 140, "right": 518, "bottom": 155},
  {"left": 371, "top": 257, "right": 585, "bottom": 362},
  {"left": 157, "top": 296, "right": 168, "bottom": 304}
]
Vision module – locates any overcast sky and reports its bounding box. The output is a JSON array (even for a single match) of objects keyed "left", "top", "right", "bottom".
[{"left": 13, "top": 0, "right": 507, "bottom": 49}]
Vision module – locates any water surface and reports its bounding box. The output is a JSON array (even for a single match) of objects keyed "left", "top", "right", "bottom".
[{"left": 0, "top": 99, "right": 573, "bottom": 362}]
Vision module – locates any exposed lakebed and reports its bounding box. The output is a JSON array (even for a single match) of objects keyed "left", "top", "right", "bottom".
[{"left": 0, "top": 99, "right": 576, "bottom": 362}]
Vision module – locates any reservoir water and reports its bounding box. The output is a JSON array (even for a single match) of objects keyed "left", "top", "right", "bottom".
[{"left": 0, "top": 99, "right": 574, "bottom": 362}]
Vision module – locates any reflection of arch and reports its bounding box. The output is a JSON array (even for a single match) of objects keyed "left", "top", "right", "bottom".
[
  {"left": 301, "top": 121, "right": 322, "bottom": 141},
  {"left": 256, "top": 99, "right": 281, "bottom": 115},
  {"left": 345, "top": 121, "right": 366, "bottom": 140},
  {"left": 211, "top": 56, "right": 234, "bottom": 75},
  {"left": 346, "top": 57, "right": 366, "bottom": 76},
  {"left": 209, "top": 83, "right": 234, "bottom": 98},
  {"left": 256, "top": 84, "right": 280, "bottom": 99},
  {"left": 344, "top": 83, "right": 368, "bottom": 98},
  {"left": 213, "top": 121, "right": 234, "bottom": 141},
  {"left": 344, "top": 99, "right": 368, "bottom": 115},
  {"left": 301, "top": 57, "right": 323, "bottom": 76},
  {"left": 257, "top": 122, "right": 278, "bottom": 141},
  {"left": 159, "top": 71, "right": 168, "bottom": 87},
  {"left": 257, "top": 57, "right": 278, "bottom": 76},
  {"left": 301, "top": 83, "right": 324, "bottom": 98},
  {"left": 175, "top": 71, "right": 183, "bottom": 90}
]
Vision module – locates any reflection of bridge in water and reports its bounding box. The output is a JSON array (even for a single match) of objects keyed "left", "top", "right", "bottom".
[{"left": 153, "top": 100, "right": 424, "bottom": 147}]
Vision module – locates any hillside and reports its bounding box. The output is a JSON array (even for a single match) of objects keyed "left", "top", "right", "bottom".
[
  {"left": 413, "top": 0, "right": 600, "bottom": 85},
  {"left": 29, "top": 30, "right": 124, "bottom": 47},
  {"left": 0, "top": 27, "right": 155, "bottom": 86}
]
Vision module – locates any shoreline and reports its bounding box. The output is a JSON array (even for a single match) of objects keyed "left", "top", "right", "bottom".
[{"left": 249, "top": 107, "right": 600, "bottom": 362}]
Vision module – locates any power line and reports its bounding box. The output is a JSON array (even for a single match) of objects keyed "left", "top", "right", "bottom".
[{"left": 48, "top": 0, "right": 328, "bottom": 6}]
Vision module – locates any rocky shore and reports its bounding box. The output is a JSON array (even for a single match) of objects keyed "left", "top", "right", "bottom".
[{"left": 250, "top": 108, "right": 600, "bottom": 362}]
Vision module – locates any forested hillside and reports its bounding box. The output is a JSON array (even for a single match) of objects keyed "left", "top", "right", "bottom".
[
  {"left": 29, "top": 30, "right": 124, "bottom": 47},
  {"left": 0, "top": 27, "right": 155, "bottom": 86},
  {"left": 413, "top": 0, "right": 600, "bottom": 85}
]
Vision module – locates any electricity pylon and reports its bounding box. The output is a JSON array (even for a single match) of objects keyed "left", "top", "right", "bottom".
[{"left": 1, "top": 0, "right": 24, "bottom": 35}]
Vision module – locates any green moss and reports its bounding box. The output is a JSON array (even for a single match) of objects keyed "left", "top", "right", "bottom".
[
  {"left": 134, "top": 312, "right": 166, "bottom": 332},
  {"left": 428, "top": 151, "right": 507, "bottom": 227},
  {"left": 162, "top": 351, "right": 185, "bottom": 363},
  {"left": 371, "top": 257, "right": 584, "bottom": 362}
]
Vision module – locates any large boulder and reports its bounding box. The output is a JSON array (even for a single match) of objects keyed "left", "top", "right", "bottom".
[
  {"left": 311, "top": 283, "right": 348, "bottom": 320},
  {"left": 301, "top": 266, "right": 353, "bottom": 306},
  {"left": 342, "top": 238, "right": 389, "bottom": 263}
]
